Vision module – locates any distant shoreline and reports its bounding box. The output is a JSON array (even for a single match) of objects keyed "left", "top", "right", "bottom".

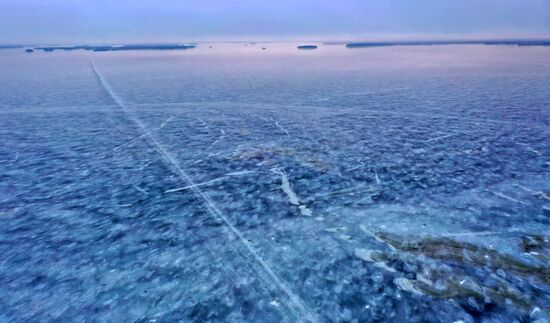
[
  {"left": 31, "top": 44, "right": 196, "bottom": 52},
  {"left": 2, "top": 40, "right": 550, "bottom": 52},
  {"left": 345, "top": 39, "right": 550, "bottom": 48}
]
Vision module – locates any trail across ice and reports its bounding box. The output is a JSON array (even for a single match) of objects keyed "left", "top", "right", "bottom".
[{"left": 89, "top": 60, "right": 317, "bottom": 322}]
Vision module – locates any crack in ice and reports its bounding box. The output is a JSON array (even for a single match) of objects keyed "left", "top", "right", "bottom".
[
  {"left": 164, "top": 171, "right": 260, "bottom": 193},
  {"left": 425, "top": 133, "right": 459, "bottom": 143},
  {"left": 488, "top": 190, "right": 526, "bottom": 204},
  {"left": 271, "top": 168, "right": 313, "bottom": 216},
  {"left": 274, "top": 120, "right": 290, "bottom": 136},
  {"left": 113, "top": 116, "right": 174, "bottom": 151},
  {"left": 210, "top": 129, "right": 226, "bottom": 147}
]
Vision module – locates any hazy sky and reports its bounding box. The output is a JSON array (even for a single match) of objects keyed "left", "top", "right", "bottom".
[{"left": 1, "top": 0, "right": 549, "bottom": 44}]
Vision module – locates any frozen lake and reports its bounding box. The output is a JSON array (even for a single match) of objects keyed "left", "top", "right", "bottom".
[{"left": 0, "top": 43, "right": 549, "bottom": 322}]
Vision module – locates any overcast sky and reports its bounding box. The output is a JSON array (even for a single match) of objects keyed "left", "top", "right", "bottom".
[{"left": 1, "top": 0, "right": 549, "bottom": 44}]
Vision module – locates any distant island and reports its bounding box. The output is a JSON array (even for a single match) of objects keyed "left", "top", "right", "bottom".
[
  {"left": 34, "top": 44, "right": 196, "bottom": 52},
  {"left": 0, "top": 45, "right": 23, "bottom": 49},
  {"left": 346, "top": 39, "right": 550, "bottom": 48},
  {"left": 297, "top": 45, "right": 318, "bottom": 50},
  {"left": 8, "top": 40, "right": 550, "bottom": 54}
]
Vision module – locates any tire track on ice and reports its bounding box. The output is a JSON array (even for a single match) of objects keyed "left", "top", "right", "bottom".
[{"left": 89, "top": 60, "right": 317, "bottom": 322}]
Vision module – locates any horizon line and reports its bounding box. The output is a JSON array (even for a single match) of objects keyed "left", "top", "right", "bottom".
[{"left": 3, "top": 36, "right": 550, "bottom": 48}]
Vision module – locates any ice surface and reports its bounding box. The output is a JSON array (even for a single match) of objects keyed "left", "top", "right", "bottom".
[{"left": 0, "top": 43, "right": 549, "bottom": 322}]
